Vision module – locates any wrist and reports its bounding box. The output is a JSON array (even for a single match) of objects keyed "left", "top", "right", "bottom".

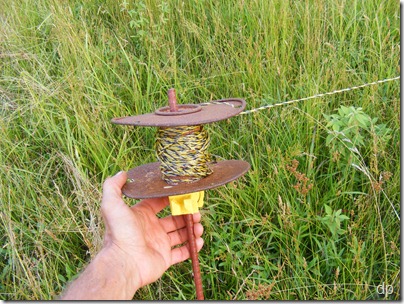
[
  {"left": 97, "top": 246, "right": 142, "bottom": 298},
  {"left": 61, "top": 246, "right": 141, "bottom": 300}
]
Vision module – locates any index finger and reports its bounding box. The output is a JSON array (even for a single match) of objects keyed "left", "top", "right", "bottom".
[{"left": 134, "top": 196, "right": 170, "bottom": 214}]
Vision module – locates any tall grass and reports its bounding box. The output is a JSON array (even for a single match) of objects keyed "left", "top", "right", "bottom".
[{"left": 0, "top": 0, "right": 400, "bottom": 300}]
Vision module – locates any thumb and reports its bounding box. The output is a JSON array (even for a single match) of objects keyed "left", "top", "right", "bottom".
[{"left": 101, "top": 171, "right": 128, "bottom": 212}]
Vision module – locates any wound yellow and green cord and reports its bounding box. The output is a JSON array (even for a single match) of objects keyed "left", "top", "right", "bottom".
[{"left": 155, "top": 125, "right": 212, "bottom": 185}]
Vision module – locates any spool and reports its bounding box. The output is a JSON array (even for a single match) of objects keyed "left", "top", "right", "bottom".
[
  {"left": 112, "top": 96, "right": 250, "bottom": 199},
  {"left": 111, "top": 89, "right": 250, "bottom": 300}
]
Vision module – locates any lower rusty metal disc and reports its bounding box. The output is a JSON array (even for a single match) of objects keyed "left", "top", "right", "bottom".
[{"left": 123, "top": 160, "right": 250, "bottom": 199}]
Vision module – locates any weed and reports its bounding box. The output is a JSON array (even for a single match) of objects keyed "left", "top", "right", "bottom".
[
  {"left": 286, "top": 159, "right": 313, "bottom": 196},
  {"left": 323, "top": 105, "right": 392, "bottom": 166},
  {"left": 318, "top": 204, "right": 350, "bottom": 239}
]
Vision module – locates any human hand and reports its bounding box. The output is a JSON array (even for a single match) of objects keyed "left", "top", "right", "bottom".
[{"left": 100, "top": 171, "right": 204, "bottom": 289}]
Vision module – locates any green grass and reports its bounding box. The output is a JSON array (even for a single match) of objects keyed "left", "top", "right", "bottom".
[{"left": 0, "top": 0, "right": 400, "bottom": 300}]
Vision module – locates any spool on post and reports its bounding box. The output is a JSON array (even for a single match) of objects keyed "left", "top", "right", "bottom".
[
  {"left": 166, "top": 89, "right": 204, "bottom": 300},
  {"left": 111, "top": 89, "right": 250, "bottom": 300}
]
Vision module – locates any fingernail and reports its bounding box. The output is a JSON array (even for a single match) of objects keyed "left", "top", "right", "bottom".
[{"left": 115, "top": 171, "right": 124, "bottom": 176}]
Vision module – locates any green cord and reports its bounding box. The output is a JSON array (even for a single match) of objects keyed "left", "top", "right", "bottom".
[{"left": 155, "top": 125, "right": 212, "bottom": 184}]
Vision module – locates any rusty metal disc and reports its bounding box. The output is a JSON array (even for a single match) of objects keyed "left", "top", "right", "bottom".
[
  {"left": 155, "top": 104, "right": 202, "bottom": 116},
  {"left": 111, "top": 98, "right": 246, "bottom": 127},
  {"left": 122, "top": 160, "right": 250, "bottom": 199}
]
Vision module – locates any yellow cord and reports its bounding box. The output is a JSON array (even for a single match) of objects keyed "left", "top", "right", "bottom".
[{"left": 155, "top": 125, "right": 212, "bottom": 184}]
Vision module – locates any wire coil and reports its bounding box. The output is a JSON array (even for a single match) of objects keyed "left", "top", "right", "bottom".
[{"left": 155, "top": 125, "right": 213, "bottom": 185}]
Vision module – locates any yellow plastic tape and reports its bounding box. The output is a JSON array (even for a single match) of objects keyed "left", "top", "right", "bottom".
[{"left": 168, "top": 191, "right": 204, "bottom": 216}]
